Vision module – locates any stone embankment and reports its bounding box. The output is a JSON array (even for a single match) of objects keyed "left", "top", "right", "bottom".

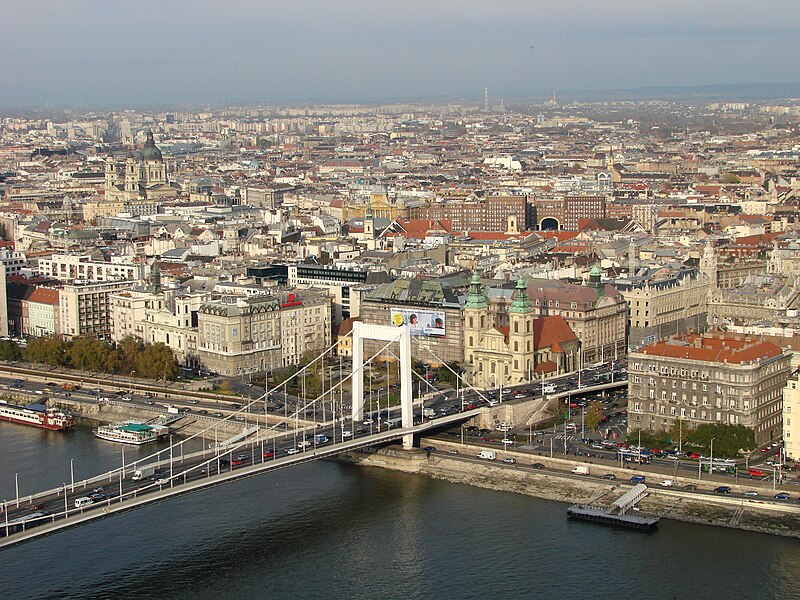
[{"left": 338, "top": 438, "right": 800, "bottom": 539}]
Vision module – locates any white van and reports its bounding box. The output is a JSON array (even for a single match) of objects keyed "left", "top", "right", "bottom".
[
  {"left": 571, "top": 465, "right": 590, "bottom": 475},
  {"left": 74, "top": 496, "right": 93, "bottom": 508},
  {"left": 477, "top": 450, "right": 496, "bottom": 460}
]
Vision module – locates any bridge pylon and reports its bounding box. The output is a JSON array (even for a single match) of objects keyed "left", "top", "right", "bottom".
[{"left": 351, "top": 321, "right": 414, "bottom": 448}]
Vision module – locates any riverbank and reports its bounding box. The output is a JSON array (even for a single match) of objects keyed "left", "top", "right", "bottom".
[{"left": 338, "top": 440, "right": 800, "bottom": 539}]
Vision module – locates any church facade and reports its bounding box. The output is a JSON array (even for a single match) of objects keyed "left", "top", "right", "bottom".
[{"left": 104, "top": 130, "right": 178, "bottom": 203}]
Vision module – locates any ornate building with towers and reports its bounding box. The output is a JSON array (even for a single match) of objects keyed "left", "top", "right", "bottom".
[
  {"left": 104, "top": 130, "right": 178, "bottom": 203},
  {"left": 464, "top": 275, "right": 580, "bottom": 389}
]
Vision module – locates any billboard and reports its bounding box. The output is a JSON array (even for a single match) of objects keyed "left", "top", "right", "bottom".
[{"left": 391, "top": 308, "right": 446, "bottom": 337}]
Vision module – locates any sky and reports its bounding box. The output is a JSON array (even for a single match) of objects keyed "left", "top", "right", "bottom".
[{"left": 2, "top": 0, "right": 800, "bottom": 108}]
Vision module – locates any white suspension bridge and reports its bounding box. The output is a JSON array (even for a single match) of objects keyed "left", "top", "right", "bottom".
[{"left": 0, "top": 323, "right": 489, "bottom": 550}]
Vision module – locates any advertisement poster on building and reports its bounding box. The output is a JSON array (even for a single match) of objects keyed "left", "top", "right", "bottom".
[{"left": 390, "top": 308, "right": 445, "bottom": 337}]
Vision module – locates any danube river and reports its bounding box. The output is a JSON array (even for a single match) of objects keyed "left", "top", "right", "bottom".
[{"left": 1, "top": 424, "right": 799, "bottom": 600}]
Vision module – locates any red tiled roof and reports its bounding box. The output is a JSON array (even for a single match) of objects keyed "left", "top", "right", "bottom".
[
  {"left": 496, "top": 326, "right": 510, "bottom": 345},
  {"left": 534, "top": 316, "right": 578, "bottom": 351},
  {"left": 638, "top": 334, "right": 782, "bottom": 365},
  {"left": 27, "top": 288, "right": 59, "bottom": 305}
]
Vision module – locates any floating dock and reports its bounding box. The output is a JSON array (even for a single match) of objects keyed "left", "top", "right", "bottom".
[{"left": 567, "top": 484, "right": 660, "bottom": 530}]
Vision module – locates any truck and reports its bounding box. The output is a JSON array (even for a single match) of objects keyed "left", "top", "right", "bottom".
[
  {"left": 422, "top": 407, "right": 436, "bottom": 418},
  {"left": 477, "top": 450, "right": 496, "bottom": 460},
  {"left": 542, "top": 383, "right": 556, "bottom": 394},
  {"left": 166, "top": 406, "right": 179, "bottom": 415},
  {"left": 314, "top": 434, "right": 329, "bottom": 445},
  {"left": 571, "top": 465, "right": 590, "bottom": 475},
  {"left": 658, "top": 479, "right": 674, "bottom": 487},
  {"left": 131, "top": 466, "right": 157, "bottom": 481}
]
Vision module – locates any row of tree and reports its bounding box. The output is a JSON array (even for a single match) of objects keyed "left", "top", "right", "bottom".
[
  {"left": 0, "top": 336, "right": 179, "bottom": 381},
  {"left": 627, "top": 421, "right": 756, "bottom": 458}
]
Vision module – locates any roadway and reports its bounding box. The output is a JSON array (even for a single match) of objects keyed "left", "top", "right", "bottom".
[{"left": 0, "top": 405, "right": 481, "bottom": 549}]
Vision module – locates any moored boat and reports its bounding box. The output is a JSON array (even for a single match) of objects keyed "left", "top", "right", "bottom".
[{"left": 0, "top": 400, "right": 74, "bottom": 431}]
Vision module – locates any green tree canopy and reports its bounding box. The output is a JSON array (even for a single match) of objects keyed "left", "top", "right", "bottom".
[
  {"left": 687, "top": 423, "right": 755, "bottom": 457},
  {"left": 0, "top": 340, "right": 22, "bottom": 361},
  {"left": 137, "top": 342, "right": 179, "bottom": 381},
  {"left": 584, "top": 401, "right": 604, "bottom": 431}
]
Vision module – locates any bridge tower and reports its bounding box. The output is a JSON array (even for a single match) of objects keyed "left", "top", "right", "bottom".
[{"left": 351, "top": 321, "right": 414, "bottom": 448}]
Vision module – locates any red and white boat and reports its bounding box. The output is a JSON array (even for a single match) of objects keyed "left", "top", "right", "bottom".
[{"left": 0, "top": 400, "right": 75, "bottom": 431}]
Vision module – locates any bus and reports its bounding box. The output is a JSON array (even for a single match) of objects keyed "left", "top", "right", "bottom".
[
  {"left": 617, "top": 449, "right": 652, "bottom": 464},
  {"left": 701, "top": 458, "right": 737, "bottom": 474},
  {"left": 1, "top": 511, "right": 51, "bottom": 537}
]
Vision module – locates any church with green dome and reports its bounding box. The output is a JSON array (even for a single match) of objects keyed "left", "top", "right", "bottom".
[{"left": 104, "top": 129, "right": 178, "bottom": 203}]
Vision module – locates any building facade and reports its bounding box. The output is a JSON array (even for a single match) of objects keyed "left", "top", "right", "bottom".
[
  {"left": 628, "top": 333, "right": 791, "bottom": 445},
  {"left": 59, "top": 280, "right": 134, "bottom": 339},
  {"left": 464, "top": 276, "right": 580, "bottom": 388},
  {"left": 783, "top": 375, "right": 800, "bottom": 462}
]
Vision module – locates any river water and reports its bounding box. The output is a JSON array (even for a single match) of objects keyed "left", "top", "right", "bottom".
[{"left": 1, "top": 424, "right": 799, "bottom": 600}]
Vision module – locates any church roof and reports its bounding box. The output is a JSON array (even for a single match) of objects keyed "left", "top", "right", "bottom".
[{"left": 142, "top": 130, "right": 163, "bottom": 162}]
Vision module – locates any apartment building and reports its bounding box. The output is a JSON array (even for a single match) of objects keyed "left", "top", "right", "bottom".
[
  {"left": 410, "top": 194, "right": 532, "bottom": 231},
  {"left": 628, "top": 333, "right": 791, "bottom": 445},
  {"left": 59, "top": 280, "right": 135, "bottom": 339},
  {"left": 38, "top": 254, "right": 147, "bottom": 283}
]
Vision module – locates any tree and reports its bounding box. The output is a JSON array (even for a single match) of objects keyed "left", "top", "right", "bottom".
[
  {"left": 25, "top": 336, "right": 68, "bottom": 366},
  {"left": 668, "top": 419, "right": 693, "bottom": 450},
  {"left": 688, "top": 423, "right": 755, "bottom": 458},
  {"left": 69, "top": 337, "right": 115, "bottom": 372},
  {"left": 0, "top": 340, "right": 21, "bottom": 361},
  {"left": 137, "top": 343, "right": 179, "bottom": 381},
  {"left": 584, "top": 401, "right": 604, "bottom": 431},
  {"left": 719, "top": 173, "right": 741, "bottom": 184},
  {"left": 116, "top": 336, "right": 143, "bottom": 373},
  {"left": 437, "top": 362, "right": 462, "bottom": 385}
]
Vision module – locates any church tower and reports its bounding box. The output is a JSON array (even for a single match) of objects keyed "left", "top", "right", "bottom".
[
  {"left": 699, "top": 240, "right": 718, "bottom": 289},
  {"left": 104, "top": 153, "right": 118, "bottom": 191},
  {"left": 464, "top": 273, "right": 488, "bottom": 385},
  {"left": 508, "top": 277, "right": 534, "bottom": 383}
]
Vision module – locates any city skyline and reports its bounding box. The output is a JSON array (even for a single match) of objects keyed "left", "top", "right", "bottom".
[{"left": 2, "top": 0, "right": 800, "bottom": 107}]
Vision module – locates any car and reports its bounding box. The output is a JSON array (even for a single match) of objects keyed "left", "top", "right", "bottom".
[
  {"left": 482, "top": 437, "right": 494, "bottom": 443},
  {"left": 178, "top": 407, "right": 191, "bottom": 413},
  {"left": 144, "top": 400, "right": 155, "bottom": 405},
  {"left": 591, "top": 443, "right": 605, "bottom": 450},
  {"left": 500, "top": 439, "right": 514, "bottom": 445},
  {"left": 234, "top": 415, "right": 246, "bottom": 421},
  {"left": 198, "top": 409, "right": 208, "bottom": 415},
  {"left": 341, "top": 431, "right": 353, "bottom": 438},
  {"left": 297, "top": 441, "right": 312, "bottom": 449},
  {"left": 423, "top": 446, "right": 436, "bottom": 452},
  {"left": 231, "top": 404, "right": 242, "bottom": 410},
  {"left": 775, "top": 492, "right": 791, "bottom": 500},
  {"left": 212, "top": 412, "right": 223, "bottom": 418},
  {"left": 448, "top": 449, "right": 459, "bottom": 455},
  {"left": 235, "top": 453, "right": 248, "bottom": 461},
  {"left": 187, "top": 399, "right": 199, "bottom": 404},
  {"left": 744, "top": 490, "right": 759, "bottom": 497},
  {"left": 714, "top": 486, "right": 731, "bottom": 494},
  {"left": 230, "top": 459, "right": 243, "bottom": 467},
  {"left": 761, "top": 447, "right": 770, "bottom": 453},
  {"left": 530, "top": 463, "right": 545, "bottom": 469},
  {"left": 600, "top": 474, "right": 616, "bottom": 480},
  {"left": 362, "top": 419, "right": 374, "bottom": 425},
  {"left": 89, "top": 493, "right": 106, "bottom": 501},
  {"left": 262, "top": 451, "right": 275, "bottom": 459},
  {"left": 154, "top": 478, "right": 169, "bottom": 485},
  {"left": 286, "top": 448, "right": 300, "bottom": 455},
  {"left": 630, "top": 475, "right": 646, "bottom": 483},
  {"left": 503, "top": 457, "right": 517, "bottom": 464}
]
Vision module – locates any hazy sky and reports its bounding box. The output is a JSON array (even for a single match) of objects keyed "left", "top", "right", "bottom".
[{"left": 2, "top": 0, "right": 800, "bottom": 107}]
